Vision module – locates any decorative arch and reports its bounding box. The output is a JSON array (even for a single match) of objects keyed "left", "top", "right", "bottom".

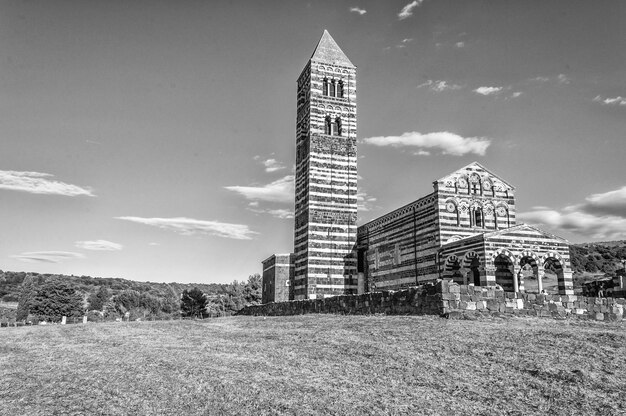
[{"left": 463, "top": 251, "right": 481, "bottom": 286}]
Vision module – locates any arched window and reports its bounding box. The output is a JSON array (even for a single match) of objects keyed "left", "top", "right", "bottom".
[
  {"left": 338, "top": 80, "right": 344, "bottom": 98},
  {"left": 329, "top": 79, "right": 336, "bottom": 97},
  {"left": 323, "top": 78, "right": 329, "bottom": 96},
  {"left": 325, "top": 116, "right": 340, "bottom": 136},
  {"left": 474, "top": 209, "right": 483, "bottom": 227}
]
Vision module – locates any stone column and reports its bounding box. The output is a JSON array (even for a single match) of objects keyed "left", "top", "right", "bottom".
[
  {"left": 537, "top": 269, "right": 544, "bottom": 293},
  {"left": 512, "top": 266, "right": 519, "bottom": 293}
]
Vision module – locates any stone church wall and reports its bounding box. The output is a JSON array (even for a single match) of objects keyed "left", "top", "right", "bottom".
[{"left": 240, "top": 280, "right": 625, "bottom": 321}]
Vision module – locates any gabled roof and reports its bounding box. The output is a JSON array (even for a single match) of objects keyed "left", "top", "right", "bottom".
[
  {"left": 482, "top": 223, "right": 570, "bottom": 243},
  {"left": 310, "top": 30, "right": 355, "bottom": 68},
  {"left": 439, "top": 223, "right": 570, "bottom": 249},
  {"left": 435, "top": 161, "right": 515, "bottom": 190}
]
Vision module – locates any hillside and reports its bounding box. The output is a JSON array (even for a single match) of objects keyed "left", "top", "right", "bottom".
[{"left": 0, "top": 270, "right": 232, "bottom": 303}]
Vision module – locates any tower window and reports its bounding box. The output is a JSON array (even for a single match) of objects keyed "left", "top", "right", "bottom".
[
  {"left": 323, "top": 78, "right": 329, "bottom": 96},
  {"left": 325, "top": 116, "right": 341, "bottom": 136},
  {"left": 338, "top": 80, "right": 344, "bottom": 98},
  {"left": 330, "top": 79, "right": 336, "bottom": 97}
]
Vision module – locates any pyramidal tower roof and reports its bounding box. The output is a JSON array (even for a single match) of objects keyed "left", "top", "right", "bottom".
[{"left": 310, "top": 30, "right": 355, "bottom": 68}]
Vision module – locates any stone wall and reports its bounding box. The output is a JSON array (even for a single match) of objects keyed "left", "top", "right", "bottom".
[{"left": 239, "top": 280, "right": 625, "bottom": 322}]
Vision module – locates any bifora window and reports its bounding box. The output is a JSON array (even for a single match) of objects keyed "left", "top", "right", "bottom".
[{"left": 325, "top": 116, "right": 342, "bottom": 136}]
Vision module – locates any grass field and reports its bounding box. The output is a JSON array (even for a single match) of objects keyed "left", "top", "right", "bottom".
[{"left": 1, "top": 315, "right": 624, "bottom": 416}]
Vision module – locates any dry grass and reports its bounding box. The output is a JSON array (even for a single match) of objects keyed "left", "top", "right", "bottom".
[{"left": 1, "top": 315, "right": 624, "bottom": 415}]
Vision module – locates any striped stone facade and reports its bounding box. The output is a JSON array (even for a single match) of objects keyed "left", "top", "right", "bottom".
[
  {"left": 357, "top": 162, "right": 574, "bottom": 295},
  {"left": 293, "top": 31, "right": 358, "bottom": 300}
]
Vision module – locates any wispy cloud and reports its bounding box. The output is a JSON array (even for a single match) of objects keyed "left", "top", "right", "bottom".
[
  {"left": 249, "top": 207, "right": 294, "bottom": 219},
  {"left": 0, "top": 171, "right": 94, "bottom": 197},
  {"left": 11, "top": 251, "right": 85, "bottom": 264},
  {"left": 363, "top": 131, "right": 491, "bottom": 156},
  {"left": 75, "top": 240, "right": 123, "bottom": 251},
  {"left": 474, "top": 86, "right": 503, "bottom": 96},
  {"left": 350, "top": 6, "right": 366, "bottom": 15},
  {"left": 398, "top": 0, "right": 425, "bottom": 20},
  {"left": 530, "top": 76, "right": 550, "bottom": 83},
  {"left": 593, "top": 95, "right": 626, "bottom": 106},
  {"left": 356, "top": 190, "right": 377, "bottom": 212},
  {"left": 455, "top": 42, "right": 465, "bottom": 48},
  {"left": 116, "top": 217, "right": 257, "bottom": 240},
  {"left": 519, "top": 185, "right": 626, "bottom": 240},
  {"left": 557, "top": 73, "right": 571, "bottom": 84},
  {"left": 418, "top": 80, "right": 462, "bottom": 92},
  {"left": 510, "top": 92, "right": 523, "bottom": 98},
  {"left": 225, "top": 175, "right": 294, "bottom": 204},
  {"left": 262, "top": 158, "right": 285, "bottom": 173}
]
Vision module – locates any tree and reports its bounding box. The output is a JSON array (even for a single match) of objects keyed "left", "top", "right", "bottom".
[
  {"left": 16, "top": 274, "right": 37, "bottom": 321},
  {"left": 243, "top": 274, "right": 262, "bottom": 306},
  {"left": 29, "top": 277, "right": 84, "bottom": 322},
  {"left": 180, "top": 288, "right": 207, "bottom": 318},
  {"left": 87, "top": 286, "right": 110, "bottom": 311}
]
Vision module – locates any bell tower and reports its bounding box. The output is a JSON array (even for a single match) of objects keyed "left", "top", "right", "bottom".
[{"left": 293, "top": 31, "right": 358, "bottom": 299}]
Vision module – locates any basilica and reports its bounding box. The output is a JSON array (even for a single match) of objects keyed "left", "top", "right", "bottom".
[{"left": 261, "top": 31, "right": 573, "bottom": 304}]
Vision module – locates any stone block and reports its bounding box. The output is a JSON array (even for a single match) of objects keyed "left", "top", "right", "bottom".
[
  {"left": 449, "top": 285, "right": 460, "bottom": 293},
  {"left": 516, "top": 299, "right": 524, "bottom": 309},
  {"left": 470, "top": 294, "right": 481, "bottom": 302},
  {"left": 466, "top": 302, "right": 477, "bottom": 311},
  {"left": 527, "top": 293, "right": 536, "bottom": 301},
  {"left": 594, "top": 312, "right": 605, "bottom": 321},
  {"left": 476, "top": 301, "right": 486, "bottom": 310},
  {"left": 460, "top": 286, "right": 468, "bottom": 295},
  {"left": 505, "top": 292, "right": 516, "bottom": 299}
]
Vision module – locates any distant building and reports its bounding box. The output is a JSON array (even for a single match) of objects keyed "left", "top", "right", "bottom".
[
  {"left": 261, "top": 31, "right": 574, "bottom": 302},
  {"left": 261, "top": 254, "right": 294, "bottom": 303}
]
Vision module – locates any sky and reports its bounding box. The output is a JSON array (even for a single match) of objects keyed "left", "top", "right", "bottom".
[{"left": 1, "top": 0, "right": 625, "bottom": 284}]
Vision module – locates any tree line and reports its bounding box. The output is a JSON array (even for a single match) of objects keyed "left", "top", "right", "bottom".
[{"left": 9, "top": 273, "right": 261, "bottom": 323}]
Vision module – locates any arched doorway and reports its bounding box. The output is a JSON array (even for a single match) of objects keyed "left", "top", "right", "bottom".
[
  {"left": 519, "top": 256, "right": 539, "bottom": 293},
  {"left": 469, "top": 257, "right": 481, "bottom": 286},
  {"left": 494, "top": 254, "right": 514, "bottom": 291},
  {"left": 543, "top": 257, "right": 566, "bottom": 294},
  {"left": 444, "top": 255, "right": 463, "bottom": 285}
]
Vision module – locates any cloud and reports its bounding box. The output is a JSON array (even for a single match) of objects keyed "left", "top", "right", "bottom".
[
  {"left": 356, "top": 190, "right": 377, "bottom": 212},
  {"left": 75, "top": 240, "right": 123, "bottom": 251},
  {"left": 455, "top": 42, "right": 465, "bottom": 48},
  {"left": 0, "top": 171, "right": 94, "bottom": 197},
  {"left": 511, "top": 92, "right": 523, "bottom": 98},
  {"left": 581, "top": 186, "right": 626, "bottom": 217},
  {"left": 518, "top": 185, "right": 626, "bottom": 240},
  {"left": 249, "top": 208, "right": 294, "bottom": 219},
  {"left": 11, "top": 251, "right": 85, "bottom": 264},
  {"left": 350, "top": 7, "right": 366, "bottom": 15},
  {"left": 398, "top": 0, "right": 425, "bottom": 20},
  {"left": 418, "top": 80, "right": 462, "bottom": 92},
  {"left": 557, "top": 74, "right": 571, "bottom": 84},
  {"left": 262, "top": 158, "right": 285, "bottom": 173},
  {"left": 363, "top": 131, "right": 491, "bottom": 156},
  {"left": 474, "top": 86, "right": 503, "bottom": 96},
  {"left": 414, "top": 150, "right": 431, "bottom": 156},
  {"left": 593, "top": 95, "right": 626, "bottom": 106},
  {"left": 530, "top": 76, "right": 550, "bottom": 83},
  {"left": 116, "top": 217, "right": 257, "bottom": 240},
  {"left": 225, "top": 175, "right": 294, "bottom": 203},
  {"left": 519, "top": 209, "right": 626, "bottom": 241}
]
